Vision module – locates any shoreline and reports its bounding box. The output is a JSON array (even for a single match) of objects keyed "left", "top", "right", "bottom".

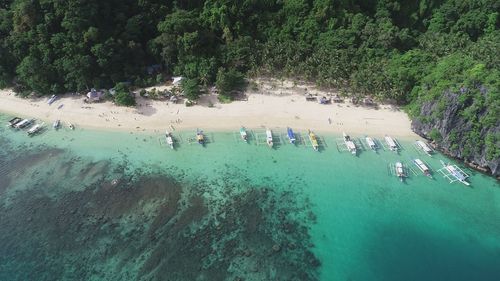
[{"left": 0, "top": 88, "right": 418, "bottom": 139}]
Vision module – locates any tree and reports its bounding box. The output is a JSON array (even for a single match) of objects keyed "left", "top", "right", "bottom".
[
  {"left": 181, "top": 78, "right": 200, "bottom": 100},
  {"left": 113, "top": 82, "right": 135, "bottom": 106},
  {"left": 215, "top": 68, "right": 245, "bottom": 100}
]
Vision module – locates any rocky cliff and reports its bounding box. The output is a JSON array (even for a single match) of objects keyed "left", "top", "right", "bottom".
[{"left": 411, "top": 89, "right": 500, "bottom": 178}]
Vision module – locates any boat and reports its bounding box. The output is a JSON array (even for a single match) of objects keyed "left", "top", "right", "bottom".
[
  {"left": 67, "top": 122, "right": 75, "bottom": 130},
  {"left": 240, "top": 127, "right": 248, "bottom": 142},
  {"left": 365, "top": 136, "right": 377, "bottom": 151},
  {"left": 385, "top": 135, "right": 398, "bottom": 152},
  {"left": 27, "top": 122, "right": 44, "bottom": 136},
  {"left": 53, "top": 119, "right": 60, "bottom": 130},
  {"left": 8, "top": 117, "right": 22, "bottom": 127},
  {"left": 15, "top": 118, "right": 33, "bottom": 129},
  {"left": 413, "top": 159, "right": 432, "bottom": 178},
  {"left": 287, "top": 127, "right": 296, "bottom": 144},
  {"left": 416, "top": 140, "right": 433, "bottom": 155},
  {"left": 266, "top": 128, "right": 273, "bottom": 148},
  {"left": 343, "top": 132, "right": 356, "bottom": 155},
  {"left": 47, "top": 95, "right": 57, "bottom": 105},
  {"left": 308, "top": 130, "right": 319, "bottom": 151},
  {"left": 395, "top": 162, "right": 406, "bottom": 182},
  {"left": 165, "top": 130, "right": 174, "bottom": 149},
  {"left": 439, "top": 160, "right": 470, "bottom": 186},
  {"left": 196, "top": 129, "right": 204, "bottom": 145}
]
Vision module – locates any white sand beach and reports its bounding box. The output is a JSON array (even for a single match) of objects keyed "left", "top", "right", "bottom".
[{"left": 0, "top": 84, "right": 417, "bottom": 138}]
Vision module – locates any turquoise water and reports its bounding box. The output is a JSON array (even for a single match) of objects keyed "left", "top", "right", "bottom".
[{"left": 0, "top": 114, "right": 499, "bottom": 280}]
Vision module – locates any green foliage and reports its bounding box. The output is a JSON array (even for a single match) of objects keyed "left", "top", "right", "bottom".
[
  {"left": 215, "top": 68, "right": 245, "bottom": 99},
  {"left": 429, "top": 128, "right": 442, "bottom": 142},
  {"left": 114, "top": 91, "right": 136, "bottom": 107},
  {"left": 113, "top": 82, "right": 135, "bottom": 106},
  {"left": 181, "top": 78, "right": 200, "bottom": 101},
  {"left": 485, "top": 133, "right": 500, "bottom": 161}
]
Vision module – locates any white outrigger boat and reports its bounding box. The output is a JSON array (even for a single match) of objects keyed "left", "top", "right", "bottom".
[
  {"left": 53, "top": 119, "right": 60, "bottom": 130},
  {"left": 416, "top": 140, "right": 433, "bottom": 155},
  {"left": 413, "top": 158, "right": 432, "bottom": 178},
  {"left": 395, "top": 162, "right": 406, "bottom": 182},
  {"left": 343, "top": 132, "right": 356, "bottom": 155},
  {"left": 47, "top": 95, "right": 58, "bottom": 105},
  {"left": 384, "top": 135, "right": 399, "bottom": 152},
  {"left": 365, "top": 136, "right": 377, "bottom": 151},
  {"left": 165, "top": 130, "right": 174, "bottom": 149},
  {"left": 27, "top": 122, "right": 44, "bottom": 136},
  {"left": 438, "top": 160, "right": 470, "bottom": 186},
  {"left": 287, "top": 127, "right": 296, "bottom": 144},
  {"left": 8, "top": 117, "right": 22, "bottom": 127},
  {"left": 266, "top": 128, "right": 273, "bottom": 148},
  {"left": 240, "top": 127, "right": 248, "bottom": 142},
  {"left": 15, "top": 118, "right": 34, "bottom": 129},
  {"left": 196, "top": 129, "right": 205, "bottom": 145},
  {"left": 308, "top": 130, "right": 319, "bottom": 151}
]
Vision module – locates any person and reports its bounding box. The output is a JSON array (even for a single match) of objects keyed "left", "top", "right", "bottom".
[{"left": 328, "top": 117, "right": 331, "bottom": 124}]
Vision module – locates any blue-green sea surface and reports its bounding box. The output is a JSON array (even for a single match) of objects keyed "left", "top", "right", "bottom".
[{"left": 0, "top": 113, "right": 498, "bottom": 281}]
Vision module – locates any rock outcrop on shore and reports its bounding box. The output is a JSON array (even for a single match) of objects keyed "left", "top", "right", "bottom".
[{"left": 412, "top": 90, "right": 499, "bottom": 177}]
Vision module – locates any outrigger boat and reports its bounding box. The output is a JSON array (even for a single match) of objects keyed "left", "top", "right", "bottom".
[
  {"left": 343, "top": 132, "right": 356, "bottom": 155},
  {"left": 8, "top": 117, "right": 22, "bottom": 127},
  {"left": 413, "top": 158, "right": 432, "bottom": 178},
  {"left": 240, "top": 127, "right": 248, "bottom": 142},
  {"left": 287, "top": 127, "right": 296, "bottom": 144},
  {"left": 416, "top": 140, "right": 433, "bottom": 155},
  {"left": 47, "top": 95, "right": 58, "bottom": 105},
  {"left": 395, "top": 162, "right": 406, "bottom": 182},
  {"left": 438, "top": 160, "right": 470, "bottom": 186},
  {"left": 165, "top": 130, "right": 174, "bottom": 149},
  {"left": 385, "top": 135, "right": 398, "bottom": 152},
  {"left": 15, "top": 118, "right": 33, "bottom": 129},
  {"left": 53, "top": 119, "right": 60, "bottom": 130},
  {"left": 308, "top": 130, "right": 319, "bottom": 151},
  {"left": 196, "top": 129, "right": 205, "bottom": 145},
  {"left": 365, "top": 136, "right": 377, "bottom": 151},
  {"left": 27, "top": 122, "right": 44, "bottom": 136},
  {"left": 67, "top": 122, "right": 75, "bottom": 130},
  {"left": 266, "top": 128, "right": 273, "bottom": 148}
]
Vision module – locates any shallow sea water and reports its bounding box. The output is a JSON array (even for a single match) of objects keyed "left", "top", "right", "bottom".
[{"left": 0, "top": 114, "right": 499, "bottom": 281}]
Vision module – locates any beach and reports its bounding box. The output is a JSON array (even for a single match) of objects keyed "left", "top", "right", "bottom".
[{"left": 0, "top": 86, "right": 416, "bottom": 138}]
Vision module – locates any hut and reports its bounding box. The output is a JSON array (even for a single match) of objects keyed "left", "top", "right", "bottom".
[
  {"left": 172, "top": 76, "right": 184, "bottom": 86},
  {"left": 332, "top": 94, "right": 343, "bottom": 103},
  {"left": 86, "top": 88, "right": 104, "bottom": 102},
  {"left": 169, "top": 95, "right": 179, "bottom": 104}
]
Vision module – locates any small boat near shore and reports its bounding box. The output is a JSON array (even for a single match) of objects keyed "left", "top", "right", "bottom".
[
  {"left": 413, "top": 159, "right": 432, "bottom": 178},
  {"left": 365, "top": 136, "right": 377, "bottom": 151},
  {"left": 15, "top": 118, "right": 34, "bottom": 129},
  {"left": 266, "top": 128, "right": 273, "bottom": 148},
  {"left": 47, "top": 95, "right": 58, "bottom": 105},
  {"left": 53, "top": 119, "right": 60, "bottom": 130},
  {"left": 196, "top": 129, "right": 205, "bottom": 145},
  {"left": 165, "top": 130, "right": 174, "bottom": 149},
  {"left": 395, "top": 162, "right": 406, "bottom": 182},
  {"left": 343, "top": 132, "right": 356, "bottom": 155},
  {"left": 27, "top": 122, "right": 44, "bottom": 136},
  {"left": 438, "top": 160, "right": 470, "bottom": 186},
  {"left": 416, "top": 140, "right": 433, "bottom": 155},
  {"left": 287, "top": 127, "right": 296, "bottom": 144},
  {"left": 385, "top": 135, "right": 399, "bottom": 152},
  {"left": 308, "top": 130, "right": 319, "bottom": 151},
  {"left": 8, "top": 117, "right": 22, "bottom": 127},
  {"left": 240, "top": 127, "right": 248, "bottom": 142},
  {"left": 67, "top": 122, "right": 75, "bottom": 130}
]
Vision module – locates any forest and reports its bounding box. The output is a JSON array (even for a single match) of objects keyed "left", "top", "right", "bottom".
[{"left": 0, "top": 0, "right": 499, "bottom": 172}]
